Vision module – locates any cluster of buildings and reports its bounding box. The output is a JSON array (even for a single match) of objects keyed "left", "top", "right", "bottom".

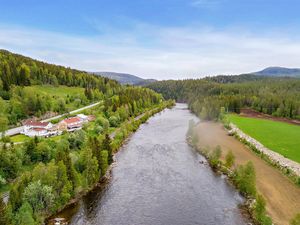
[{"left": 21, "top": 114, "right": 94, "bottom": 137}]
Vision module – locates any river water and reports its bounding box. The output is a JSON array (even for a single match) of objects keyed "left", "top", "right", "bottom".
[{"left": 50, "top": 103, "right": 249, "bottom": 225}]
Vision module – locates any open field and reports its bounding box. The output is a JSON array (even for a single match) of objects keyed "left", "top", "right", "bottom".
[
  {"left": 25, "top": 85, "right": 86, "bottom": 111},
  {"left": 240, "top": 108, "right": 300, "bottom": 126},
  {"left": 10, "top": 134, "right": 30, "bottom": 143},
  {"left": 24, "top": 85, "right": 85, "bottom": 97},
  {"left": 228, "top": 114, "right": 300, "bottom": 164},
  {"left": 195, "top": 121, "right": 300, "bottom": 225}
]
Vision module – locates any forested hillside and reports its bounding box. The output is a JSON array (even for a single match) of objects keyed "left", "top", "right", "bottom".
[
  {"left": 0, "top": 50, "right": 164, "bottom": 129},
  {"left": 147, "top": 76, "right": 300, "bottom": 120},
  {"left": 0, "top": 50, "right": 171, "bottom": 225}
]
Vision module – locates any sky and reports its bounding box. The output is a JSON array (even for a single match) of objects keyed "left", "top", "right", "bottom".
[{"left": 1, "top": 0, "right": 300, "bottom": 79}]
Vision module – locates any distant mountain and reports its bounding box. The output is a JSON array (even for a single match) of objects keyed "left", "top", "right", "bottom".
[
  {"left": 92, "top": 72, "right": 157, "bottom": 85},
  {"left": 252, "top": 67, "right": 300, "bottom": 77}
]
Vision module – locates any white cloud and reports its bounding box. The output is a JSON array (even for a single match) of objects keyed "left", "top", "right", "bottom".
[{"left": 0, "top": 23, "right": 300, "bottom": 79}]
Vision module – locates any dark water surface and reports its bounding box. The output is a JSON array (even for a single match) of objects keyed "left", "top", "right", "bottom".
[{"left": 51, "top": 104, "right": 249, "bottom": 225}]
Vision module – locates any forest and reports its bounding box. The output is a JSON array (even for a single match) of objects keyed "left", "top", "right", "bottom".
[
  {"left": 0, "top": 50, "right": 172, "bottom": 225},
  {"left": 147, "top": 76, "right": 300, "bottom": 121},
  {"left": 0, "top": 49, "right": 121, "bottom": 128}
]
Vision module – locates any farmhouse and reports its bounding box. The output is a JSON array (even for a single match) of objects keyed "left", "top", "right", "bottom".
[
  {"left": 58, "top": 114, "right": 93, "bottom": 132},
  {"left": 22, "top": 120, "right": 58, "bottom": 137},
  {"left": 22, "top": 114, "right": 92, "bottom": 137},
  {"left": 58, "top": 117, "right": 84, "bottom": 132}
]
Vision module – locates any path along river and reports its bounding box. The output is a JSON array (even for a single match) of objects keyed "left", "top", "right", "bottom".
[{"left": 49, "top": 104, "right": 249, "bottom": 225}]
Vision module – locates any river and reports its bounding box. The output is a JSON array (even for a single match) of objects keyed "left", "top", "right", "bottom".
[{"left": 49, "top": 103, "right": 249, "bottom": 225}]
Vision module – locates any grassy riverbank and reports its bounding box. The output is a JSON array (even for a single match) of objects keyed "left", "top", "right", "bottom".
[
  {"left": 192, "top": 121, "right": 300, "bottom": 225},
  {"left": 227, "top": 114, "right": 300, "bottom": 163}
]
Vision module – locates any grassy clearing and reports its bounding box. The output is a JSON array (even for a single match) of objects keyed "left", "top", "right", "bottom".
[
  {"left": 25, "top": 85, "right": 86, "bottom": 111},
  {"left": 10, "top": 134, "right": 31, "bottom": 143},
  {"left": 227, "top": 114, "right": 300, "bottom": 163},
  {"left": 25, "top": 85, "right": 84, "bottom": 97}
]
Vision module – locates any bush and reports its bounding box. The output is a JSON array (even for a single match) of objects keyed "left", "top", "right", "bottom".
[
  {"left": 225, "top": 150, "right": 235, "bottom": 168},
  {"left": 95, "top": 116, "right": 109, "bottom": 130},
  {"left": 209, "top": 146, "right": 222, "bottom": 168},
  {"left": 233, "top": 161, "right": 256, "bottom": 197},
  {"left": 253, "top": 194, "right": 272, "bottom": 225},
  {"left": 290, "top": 213, "right": 300, "bottom": 225},
  {"left": 109, "top": 116, "right": 120, "bottom": 127}
]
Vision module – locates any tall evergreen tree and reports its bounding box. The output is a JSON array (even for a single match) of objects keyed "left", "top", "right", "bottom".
[{"left": 102, "top": 134, "right": 113, "bottom": 164}]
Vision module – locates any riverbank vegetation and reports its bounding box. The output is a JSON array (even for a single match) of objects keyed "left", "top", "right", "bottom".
[
  {"left": 0, "top": 100, "right": 173, "bottom": 225},
  {"left": 227, "top": 114, "right": 300, "bottom": 163},
  {"left": 187, "top": 124, "right": 272, "bottom": 225},
  {"left": 0, "top": 49, "right": 174, "bottom": 224}
]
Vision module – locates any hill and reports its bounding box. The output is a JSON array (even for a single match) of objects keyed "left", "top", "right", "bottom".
[
  {"left": 252, "top": 67, "right": 300, "bottom": 77},
  {"left": 93, "top": 72, "right": 157, "bottom": 85},
  {"left": 0, "top": 50, "right": 163, "bottom": 127}
]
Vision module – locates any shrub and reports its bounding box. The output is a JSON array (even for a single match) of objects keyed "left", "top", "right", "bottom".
[
  {"left": 225, "top": 150, "right": 235, "bottom": 168},
  {"left": 253, "top": 194, "right": 272, "bottom": 225},
  {"left": 233, "top": 161, "right": 256, "bottom": 197},
  {"left": 209, "top": 146, "right": 222, "bottom": 168},
  {"left": 290, "top": 213, "right": 300, "bottom": 225},
  {"left": 108, "top": 116, "right": 119, "bottom": 127}
]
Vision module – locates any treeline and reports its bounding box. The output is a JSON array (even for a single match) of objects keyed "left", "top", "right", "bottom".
[
  {"left": 147, "top": 76, "right": 300, "bottom": 120},
  {"left": 0, "top": 49, "right": 120, "bottom": 95}
]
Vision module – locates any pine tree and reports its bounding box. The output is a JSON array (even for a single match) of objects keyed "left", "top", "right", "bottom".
[{"left": 102, "top": 134, "right": 113, "bottom": 164}]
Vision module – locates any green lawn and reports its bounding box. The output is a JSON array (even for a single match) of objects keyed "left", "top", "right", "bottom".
[
  {"left": 10, "top": 134, "right": 31, "bottom": 143},
  {"left": 227, "top": 114, "right": 300, "bottom": 163}
]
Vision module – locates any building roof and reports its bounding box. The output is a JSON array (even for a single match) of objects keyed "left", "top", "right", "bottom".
[
  {"left": 32, "top": 127, "right": 47, "bottom": 132},
  {"left": 77, "top": 114, "right": 88, "bottom": 120},
  {"left": 24, "top": 120, "right": 50, "bottom": 127},
  {"left": 63, "top": 117, "right": 82, "bottom": 124}
]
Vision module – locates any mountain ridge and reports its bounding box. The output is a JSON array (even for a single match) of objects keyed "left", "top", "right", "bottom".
[
  {"left": 252, "top": 66, "right": 300, "bottom": 77},
  {"left": 92, "top": 72, "right": 157, "bottom": 85}
]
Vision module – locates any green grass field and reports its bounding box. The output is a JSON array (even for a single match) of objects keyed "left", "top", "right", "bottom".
[
  {"left": 24, "top": 85, "right": 86, "bottom": 111},
  {"left": 25, "top": 85, "right": 84, "bottom": 97},
  {"left": 10, "top": 134, "right": 31, "bottom": 143},
  {"left": 228, "top": 114, "right": 300, "bottom": 163}
]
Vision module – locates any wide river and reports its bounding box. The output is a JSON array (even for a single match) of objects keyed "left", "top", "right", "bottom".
[{"left": 50, "top": 103, "right": 249, "bottom": 225}]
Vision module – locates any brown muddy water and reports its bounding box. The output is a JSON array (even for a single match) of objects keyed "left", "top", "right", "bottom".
[{"left": 48, "top": 104, "right": 250, "bottom": 225}]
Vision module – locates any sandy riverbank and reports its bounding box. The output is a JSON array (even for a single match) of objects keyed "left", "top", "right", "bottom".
[{"left": 195, "top": 121, "right": 300, "bottom": 225}]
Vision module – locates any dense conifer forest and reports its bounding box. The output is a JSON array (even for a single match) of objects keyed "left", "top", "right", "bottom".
[{"left": 147, "top": 76, "right": 300, "bottom": 120}]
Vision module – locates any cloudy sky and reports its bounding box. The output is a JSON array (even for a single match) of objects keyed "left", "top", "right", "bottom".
[{"left": 1, "top": 0, "right": 300, "bottom": 79}]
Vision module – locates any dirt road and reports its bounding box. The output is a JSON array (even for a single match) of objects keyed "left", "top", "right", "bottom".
[{"left": 195, "top": 121, "right": 300, "bottom": 225}]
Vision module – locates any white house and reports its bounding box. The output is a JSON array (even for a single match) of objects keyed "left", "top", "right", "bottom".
[
  {"left": 22, "top": 120, "right": 56, "bottom": 137},
  {"left": 21, "top": 114, "right": 92, "bottom": 137},
  {"left": 77, "top": 114, "right": 89, "bottom": 122}
]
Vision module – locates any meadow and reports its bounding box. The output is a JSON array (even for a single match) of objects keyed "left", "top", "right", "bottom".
[
  {"left": 23, "top": 85, "right": 88, "bottom": 113},
  {"left": 24, "top": 85, "right": 85, "bottom": 97},
  {"left": 227, "top": 114, "right": 300, "bottom": 163}
]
